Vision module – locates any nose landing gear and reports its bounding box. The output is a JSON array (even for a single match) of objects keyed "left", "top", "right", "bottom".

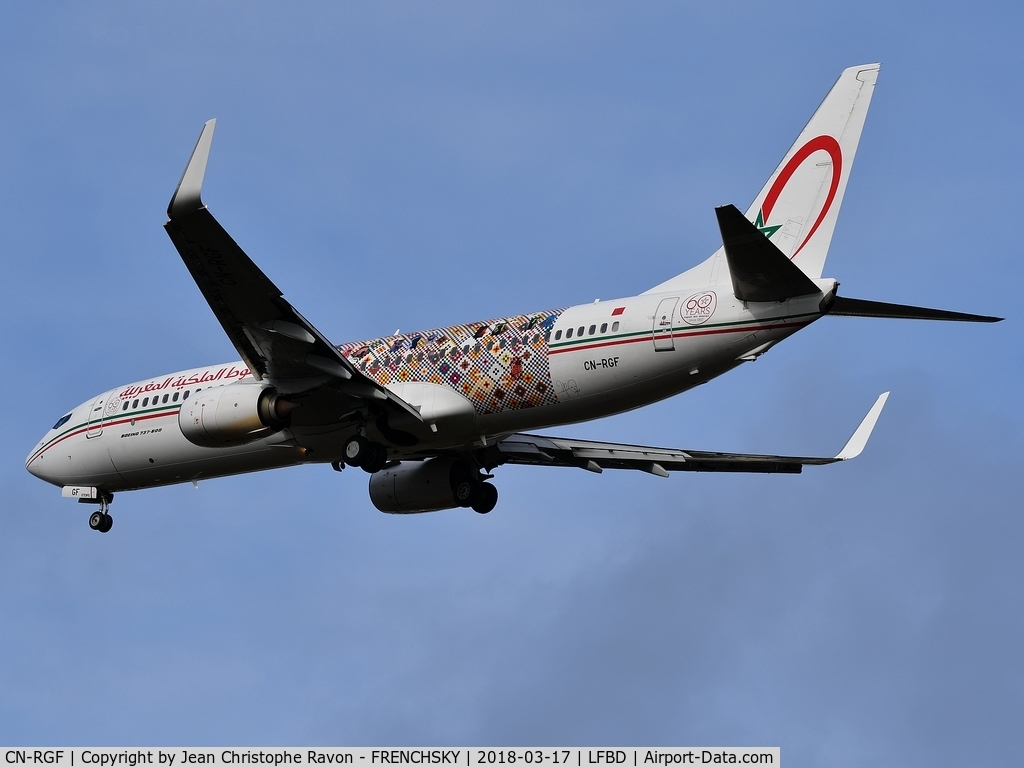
[
  {"left": 85, "top": 493, "right": 114, "bottom": 533},
  {"left": 88, "top": 511, "right": 113, "bottom": 533}
]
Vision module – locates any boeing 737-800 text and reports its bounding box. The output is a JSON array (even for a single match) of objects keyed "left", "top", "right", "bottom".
[{"left": 26, "top": 64, "right": 1000, "bottom": 532}]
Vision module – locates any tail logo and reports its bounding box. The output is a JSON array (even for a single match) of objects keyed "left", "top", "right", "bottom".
[{"left": 755, "top": 135, "right": 842, "bottom": 259}]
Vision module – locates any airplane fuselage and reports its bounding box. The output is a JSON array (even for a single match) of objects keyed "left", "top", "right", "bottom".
[{"left": 26, "top": 283, "right": 831, "bottom": 493}]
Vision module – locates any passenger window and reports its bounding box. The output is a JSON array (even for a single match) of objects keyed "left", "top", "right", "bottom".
[
  {"left": 588, "top": 325, "right": 596, "bottom": 335},
  {"left": 183, "top": 391, "right": 190, "bottom": 400},
  {"left": 566, "top": 328, "right": 573, "bottom": 339},
  {"left": 162, "top": 394, "right": 169, "bottom": 404},
  {"left": 142, "top": 397, "right": 149, "bottom": 407},
  {"left": 122, "top": 401, "right": 129, "bottom": 411},
  {"left": 612, "top": 321, "right": 619, "bottom": 332},
  {"left": 172, "top": 392, "right": 179, "bottom": 402},
  {"left": 600, "top": 323, "right": 608, "bottom": 333},
  {"left": 577, "top": 326, "right": 584, "bottom": 337},
  {"left": 554, "top": 330, "right": 562, "bottom": 340},
  {"left": 132, "top": 399, "right": 139, "bottom": 408},
  {"left": 52, "top": 413, "right": 72, "bottom": 430}
]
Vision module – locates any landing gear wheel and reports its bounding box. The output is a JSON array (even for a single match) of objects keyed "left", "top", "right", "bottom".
[
  {"left": 343, "top": 435, "right": 371, "bottom": 467},
  {"left": 453, "top": 479, "right": 479, "bottom": 508},
  {"left": 360, "top": 443, "right": 389, "bottom": 474},
  {"left": 89, "top": 512, "right": 113, "bottom": 533},
  {"left": 471, "top": 482, "right": 498, "bottom": 514}
]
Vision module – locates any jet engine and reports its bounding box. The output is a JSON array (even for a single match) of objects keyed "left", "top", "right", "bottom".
[
  {"left": 369, "top": 457, "right": 469, "bottom": 514},
  {"left": 178, "top": 383, "right": 295, "bottom": 448}
]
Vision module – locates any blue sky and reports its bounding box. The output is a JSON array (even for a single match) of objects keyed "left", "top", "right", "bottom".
[{"left": 2, "top": 2, "right": 1022, "bottom": 763}]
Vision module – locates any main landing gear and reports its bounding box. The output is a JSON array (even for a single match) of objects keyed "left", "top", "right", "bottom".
[
  {"left": 451, "top": 466, "right": 499, "bottom": 514},
  {"left": 342, "top": 435, "right": 389, "bottom": 474},
  {"left": 86, "top": 493, "right": 114, "bottom": 533}
]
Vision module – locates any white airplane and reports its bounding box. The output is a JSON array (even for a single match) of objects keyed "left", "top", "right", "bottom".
[{"left": 26, "top": 63, "right": 1000, "bottom": 532}]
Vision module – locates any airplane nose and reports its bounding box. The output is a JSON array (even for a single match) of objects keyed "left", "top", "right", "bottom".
[{"left": 26, "top": 441, "right": 59, "bottom": 485}]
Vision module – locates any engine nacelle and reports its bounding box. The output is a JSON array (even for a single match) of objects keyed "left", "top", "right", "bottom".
[
  {"left": 178, "top": 383, "right": 291, "bottom": 448},
  {"left": 369, "top": 457, "right": 468, "bottom": 514}
]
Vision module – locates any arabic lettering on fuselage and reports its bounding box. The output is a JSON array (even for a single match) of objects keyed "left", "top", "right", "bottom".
[{"left": 118, "top": 365, "right": 251, "bottom": 399}]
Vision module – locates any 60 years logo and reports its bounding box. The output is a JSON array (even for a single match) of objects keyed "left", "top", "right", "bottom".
[{"left": 681, "top": 291, "right": 717, "bottom": 326}]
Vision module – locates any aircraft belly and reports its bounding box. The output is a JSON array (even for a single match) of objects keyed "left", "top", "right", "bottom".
[
  {"left": 106, "top": 442, "right": 301, "bottom": 490},
  {"left": 108, "top": 447, "right": 302, "bottom": 490}
]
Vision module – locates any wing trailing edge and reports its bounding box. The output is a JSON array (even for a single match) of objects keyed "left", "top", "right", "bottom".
[{"left": 495, "top": 393, "right": 889, "bottom": 475}]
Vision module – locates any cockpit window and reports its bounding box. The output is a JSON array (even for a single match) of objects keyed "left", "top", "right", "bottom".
[{"left": 52, "top": 413, "right": 72, "bottom": 430}]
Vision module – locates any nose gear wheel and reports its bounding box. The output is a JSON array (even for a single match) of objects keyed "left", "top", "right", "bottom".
[{"left": 88, "top": 511, "right": 113, "bottom": 533}]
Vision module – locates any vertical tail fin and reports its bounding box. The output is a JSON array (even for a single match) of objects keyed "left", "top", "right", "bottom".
[
  {"left": 645, "top": 64, "right": 879, "bottom": 294},
  {"left": 746, "top": 63, "right": 879, "bottom": 279}
]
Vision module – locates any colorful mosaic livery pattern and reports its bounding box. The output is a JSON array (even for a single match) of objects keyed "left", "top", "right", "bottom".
[{"left": 337, "top": 310, "right": 564, "bottom": 416}]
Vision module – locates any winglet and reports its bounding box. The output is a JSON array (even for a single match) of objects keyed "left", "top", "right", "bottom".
[
  {"left": 835, "top": 391, "right": 889, "bottom": 460},
  {"left": 168, "top": 119, "right": 216, "bottom": 217}
]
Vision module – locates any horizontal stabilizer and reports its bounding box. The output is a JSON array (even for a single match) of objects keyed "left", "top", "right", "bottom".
[
  {"left": 826, "top": 295, "right": 1002, "bottom": 323},
  {"left": 716, "top": 204, "right": 822, "bottom": 302}
]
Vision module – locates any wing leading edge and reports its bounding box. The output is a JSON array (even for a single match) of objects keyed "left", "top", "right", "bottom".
[
  {"left": 496, "top": 393, "right": 890, "bottom": 476},
  {"left": 163, "top": 120, "right": 420, "bottom": 418}
]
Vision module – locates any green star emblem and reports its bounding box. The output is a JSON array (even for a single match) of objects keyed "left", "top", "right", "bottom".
[{"left": 754, "top": 209, "right": 781, "bottom": 240}]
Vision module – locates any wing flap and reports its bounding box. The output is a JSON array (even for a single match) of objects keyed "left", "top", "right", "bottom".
[
  {"left": 496, "top": 393, "right": 888, "bottom": 475},
  {"left": 497, "top": 434, "right": 818, "bottom": 474}
]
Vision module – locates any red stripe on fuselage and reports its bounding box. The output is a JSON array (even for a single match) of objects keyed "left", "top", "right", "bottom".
[{"left": 27, "top": 409, "right": 178, "bottom": 466}]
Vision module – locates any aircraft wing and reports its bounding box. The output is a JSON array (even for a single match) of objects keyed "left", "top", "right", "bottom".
[
  {"left": 163, "top": 120, "right": 419, "bottom": 417},
  {"left": 495, "top": 392, "right": 889, "bottom": 475}
]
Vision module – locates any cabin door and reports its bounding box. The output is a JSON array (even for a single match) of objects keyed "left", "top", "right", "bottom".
[
  {"left": 86, "top": 394, "right": 106, "bottom": 438},
  {"left": 652, "top": 297, "right": 679, "bottom": 351}
]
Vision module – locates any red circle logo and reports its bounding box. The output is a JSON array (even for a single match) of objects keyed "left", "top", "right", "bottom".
[{"left": 761, "top": 135, "right": 842, "bottom": 259}]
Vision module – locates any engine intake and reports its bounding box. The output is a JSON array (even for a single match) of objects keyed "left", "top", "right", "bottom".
[
  {"left": 369, "top": 457, "right": 470, "bottom": 514},
  {"left": 178, "top": 383, "right": 294, "bottom": 447}
]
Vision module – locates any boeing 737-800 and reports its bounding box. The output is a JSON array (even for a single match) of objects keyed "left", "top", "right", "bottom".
[{"left": 26, "top": 63, "right": 1000, "bottom": 532}]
